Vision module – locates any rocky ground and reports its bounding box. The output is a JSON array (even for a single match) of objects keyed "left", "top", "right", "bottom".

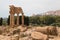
[{"left": 0, "top": 26, "right": 60, "bottom": 40}]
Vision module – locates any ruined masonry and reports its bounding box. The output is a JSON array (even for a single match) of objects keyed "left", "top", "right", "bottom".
[{"left": 9, "top": 5, "right": 24, "bottom": 27}]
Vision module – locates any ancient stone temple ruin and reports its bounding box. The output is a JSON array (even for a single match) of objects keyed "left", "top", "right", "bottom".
[{"left": 9, "top": 5, "right": 24, "bottom": 27}]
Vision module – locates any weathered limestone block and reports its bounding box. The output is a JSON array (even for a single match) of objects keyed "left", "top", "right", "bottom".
[
  {"left": 18, "top": 26, "right": 27, "bottom": 32},
  {"left": 0, "top": 35, "right": 11, "bottom": 40},
  {"left": 34, "top": 27, "right": 47, "bottom": 34},
  {"left": 31, "top": 31, "right": 48, "bottom": 40},
  {"left": 11, "top": 34, "right": 19, "bottom": 40},
  {"left": 23, "top": 29, "right": 34, "bottom": 36},
  {"left": 19, "top": 36, "right": 32, "bottom": 40},
  {"left": 34, "top": 26, "right": 58, "bottom": 35}
]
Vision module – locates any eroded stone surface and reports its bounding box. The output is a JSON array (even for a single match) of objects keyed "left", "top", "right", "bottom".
[{"left": 31, "top": 31, "right": 48, "bottom": 40}]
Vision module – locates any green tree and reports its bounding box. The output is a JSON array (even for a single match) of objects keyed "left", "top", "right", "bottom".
[
  {"left": 29, "top": 16, "right": 41, "bottom": 26},
  {"left": 43, "top": 16, "right": 56, "bottom": 25},
  {"left": 0, "top": 17, "right": 3, "bottom": 26},
  {"left": 7, "top": 15, "right": 10, "bottom": 25}
]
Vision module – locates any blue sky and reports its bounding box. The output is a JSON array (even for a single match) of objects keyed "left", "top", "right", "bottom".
[{"left": 0, "top": 0, "right": 60, "bottom": 18}]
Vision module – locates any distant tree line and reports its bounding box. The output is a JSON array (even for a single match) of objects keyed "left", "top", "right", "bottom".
[
  {"left": 1, "top": 15, "right": 60, "bottom": 27},
  {"left": 29, "top": 15, "right": 60, "bottom": 27},
  {"left": 7, "top": 15, "right": 29, "bottom": 26}
]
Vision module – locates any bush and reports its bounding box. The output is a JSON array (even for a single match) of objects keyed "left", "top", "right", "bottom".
[
  {"left": 51, "top": 23, "right": 60, "bottom": 27},
  {"left": 29, "top": 15, "right": 60, "bottom": 26},
  {"left": 3, "top": 20, "right": 7, "bottom": 26}
]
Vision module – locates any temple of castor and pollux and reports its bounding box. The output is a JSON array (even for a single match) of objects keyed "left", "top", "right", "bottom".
[{"left": 9, "top": 5, "right": 24, "bottom": 27}]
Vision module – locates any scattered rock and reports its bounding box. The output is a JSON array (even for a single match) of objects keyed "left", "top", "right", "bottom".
[
  {"left": 0, "top": 35, "right": 11, "bottom": 40},
  {"left": 23, "top": 29, "right": 34, "bottom": 36},
  {"left": 11, "top": 34, "right": 19, "bottom": 40},
  {"left": 34, "top": 26, "right": 58, "bottom": 36},
  {"left": 0, "top": 26, "right": 59, "bottom": 40},
  {"left": 20, "top": 36, "right": 32, "bottom": 40},
  {"left": 18, "top": 26, "right": 27, "bottom": 32},
  {"left": 31, "top": 31, "right": 48, "bottom": 40}
]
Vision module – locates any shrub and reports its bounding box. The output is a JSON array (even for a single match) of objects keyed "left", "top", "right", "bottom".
[{"left": 51, "top": 23, "right": 60, "bottom": 27}]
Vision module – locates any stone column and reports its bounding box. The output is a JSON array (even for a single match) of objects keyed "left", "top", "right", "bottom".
[
  {"left": 22, "top": 13, "right": 24, "bottom": 27},
  {"left": 12, "top": 14, "right": 14, "bottom": 27},
  {"left": 17, "top": 14, "right": 19, "bottom": 26},
  {"left": 10, "top": 14, "right": 12, "bottom": 27},
  {"left": 10, "top": 14, "right": 14, "bottom": 27}
]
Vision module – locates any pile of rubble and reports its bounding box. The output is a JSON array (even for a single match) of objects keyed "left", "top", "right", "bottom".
[{"left": 0, "top": 26, "right": 59, "bottom": 40}]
